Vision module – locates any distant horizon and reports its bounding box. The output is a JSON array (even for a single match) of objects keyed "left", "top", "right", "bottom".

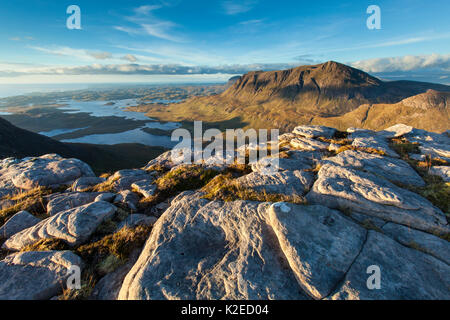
[{"left": 0, "top": 0, "right": 448, "bottom": 85}]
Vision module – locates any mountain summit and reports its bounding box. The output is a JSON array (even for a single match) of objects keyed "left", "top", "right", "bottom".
[{"left": 141, "top": 61, "right": 450, "bottom": 132}]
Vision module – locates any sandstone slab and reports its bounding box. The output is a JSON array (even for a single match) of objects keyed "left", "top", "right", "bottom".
[
  {"left": 306, "top": 164, "right": 448, "bottom": 235},
  {"left": 0, "top": 251, "right": 83, "bottom": 300},
  {"left": 236, "top": 170, "right": 314, "bottom": 196},
  {"left": 131, "top": 179, "right": 157, "bottom": 198},
  {"left": 269, "top": 202, "right": 366, "bottom": 299},
  {"left": 293, "top": 125, "right": 336, "bottom": 139},
  {"left": 290, "top": 137, "right": 329, "bottom": 151},
  {"left": 330, "top": 231, "right": 450, "bottom": 300},
  {"left": 382, "top": 223, "right": 450, "bottom": 265},
  {"left": 47, "top": 192, "right": 100, "bottom": 216},
  {"left": 322, "top": 150, "right": 425, "bottom": 187},
  {"left": 118, "top": 193, "right": 310, "bottom": 300},
  {"left": 0, "top": 210, "right": 40, "bottom": 239},
  {"left": 3, "top": 201, "right": 117, "bottom": 251}
]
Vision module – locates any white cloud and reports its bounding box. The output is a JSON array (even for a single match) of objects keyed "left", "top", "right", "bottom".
[
  {"left": 0, "top": 62, "right": 298, "bottom": 77},
  {"left": 87, "top": 52, "right": 113, "bottom": 60},
  {"left": 141, "top": 22, "right": 181, "bottom": 42},
  {"left": 30, "top": 46, "right": 115, "bottom": 61},
  {"left": 222, "top": 1, "right": 257, "bottom": 15},
  {"left": 114, "top": 5, "right": 183, "bottom": 42},
  {"left": 133, "top": 5, "right": 161, "bottom": 15},
  {"left": 351, "top": 53, "right": 450, "bottom": 73},
  {"left": 121, "top": 54, "right": 138, "bottom": 62}
]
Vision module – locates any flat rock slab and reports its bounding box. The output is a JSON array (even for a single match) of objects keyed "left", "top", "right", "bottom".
[
  {"left": 352, "top": 136, "right": 399, "bottom": 158},
  {"left": 251, "top": 151, "right": 320, "bottom": 174},
  {"left": 6, "top": 154, "right": 95, "bottom": 190},
  {"left": 47, "top": 192, "right": 100, "bottom": 216},
  {"left": 131, "top": 179, "right": 157, "bottom": 198},
  {"left": 322, "top": 150, "right": 425, "bottom": 187},
  {"left": 378, "top": 124, "right": 414, "bottom": 138},
  {"left": 330, "top": 231, "right": 450, "bottom": 300},
  {"left": 71, "top": 177, "right": 105, "bottom": 192},
  {"left": 269, "top": 202, "right": 366, "bottom": 299},
  {"left": 306, "top": 164, "right": 448, "bottom": 235},
  {"left": 236, "top": 170, "right": 314, "bottom": 196},
  {"left": 405, "top": 129, "right": 450, "bottom": 162},
  {"left": 382, "top": 223, "right": 450, "bottom": 265},
  {"left": 0, "top": 210, "right": 41, "bottom": 239},
  {"left": 429, "top": 166, "right": 450, "bottom": 182},
  {"left": 109, "top": 170, "right": 154, "bottom": 191},
  {"left": 3, "top": 201, "right": 117, "bottom": 251},
  {"left": 0, "top": 251, "right": 83, "bottom": 300},
  {"left": 293, "top": 125, "right": 336, "bottom": 139},
  {"left": 290, "top": 137, "right": 329, "bottom": 151},
  {"left": 118, "top": 193, "right": 310, "bottom": 300}
]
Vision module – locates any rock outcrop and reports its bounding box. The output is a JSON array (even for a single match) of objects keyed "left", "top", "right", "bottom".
[
  {"left": 0, "top": 123, "right": 449, "bottom": 301},
  {"left": 0, "top": 251, "right": 83, "bottom": 300},
  {"left": 3, "top": 201, "right": 117, "bottom": 251}
]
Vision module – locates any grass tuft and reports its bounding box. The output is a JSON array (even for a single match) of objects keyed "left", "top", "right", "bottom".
[{"left": 201, "top": 173, "right": 307, "bottom": 204}]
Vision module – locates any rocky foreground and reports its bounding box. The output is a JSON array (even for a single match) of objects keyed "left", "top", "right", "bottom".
[{"left": 0, "top": 124, "right": 449, "bottom": 300}]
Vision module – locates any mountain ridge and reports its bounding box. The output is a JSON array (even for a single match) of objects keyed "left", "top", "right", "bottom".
[{"left": 140, "top": 61, "right": 450, "bottom": 133}]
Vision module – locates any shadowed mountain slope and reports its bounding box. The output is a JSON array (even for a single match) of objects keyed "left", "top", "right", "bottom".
[{"left": 0, "top": 117, "right": 166, "bottom": 174}]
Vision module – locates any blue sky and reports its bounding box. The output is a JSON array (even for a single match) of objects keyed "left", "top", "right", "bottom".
[{"left": 0, "top": 0, "right": 449, "bottom": 84}]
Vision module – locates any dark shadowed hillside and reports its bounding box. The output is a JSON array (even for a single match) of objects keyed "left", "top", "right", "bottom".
[{"left": 0, "top": 117, "right": 166, "bottom": 174}]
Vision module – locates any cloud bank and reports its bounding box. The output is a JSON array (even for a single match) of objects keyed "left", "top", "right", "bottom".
[{"left": 351, "top": 53, "right": 450, "bottom": 73}]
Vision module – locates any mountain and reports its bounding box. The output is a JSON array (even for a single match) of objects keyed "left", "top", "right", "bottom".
[
  {"left": 0, "top": 117, "right": 166, "bottom": 174},
  {"left": 140, "top": 61, "right": 450, "bottom": 132},
  {"left": 312, "top": 89, "right": 450, "bottom": 132}
]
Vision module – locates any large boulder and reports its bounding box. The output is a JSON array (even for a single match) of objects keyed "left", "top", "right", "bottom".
[
  {"left": 306, "top": 164, "right": 448, "bottom": 235},
  {"left": 118, "top": 193, "right": 310, "bottom": 300},
  {"left": 0, "top": 211, "right": 40, "bottom": 239},
  {"left": 0, "top": 251, "right": 83, "bottom": 300},
  {"left": 268, "top": 202, "right": 366, "bottom": 299},
  {"left": 3, "top": 201, "right": 117, "bottom": 251},
  {"left": 118, "top": 193, "right": 369, "bottom": 300},
  {"left": 405, "top": 129, "right": 450, "bottom": 162},
  {"left": 322, "top": 150, "right": 425, "bottom": 187},
  {"left": 5, "top": 154, "right": 95, "bottom": 190},
  {"left": 293, "top": 125, "right": 336, "bottom": 139},
  {"left": 378, "top": 124, "right": 414, "bottom": 138},
  {"left": 290, "top": 137, "right": 329, "bottom": 151},
  {"left": 330, "top": 231, "right": 450, "bottom": 300}
]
